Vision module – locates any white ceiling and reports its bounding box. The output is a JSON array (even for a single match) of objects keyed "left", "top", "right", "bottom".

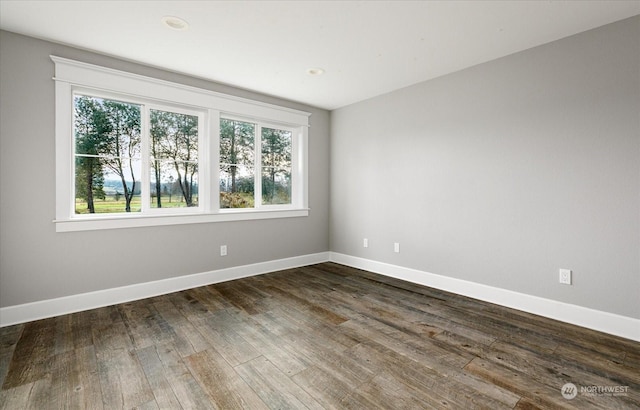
[{"left": 1, "top": 1, "right": 639, "bottom": 110}]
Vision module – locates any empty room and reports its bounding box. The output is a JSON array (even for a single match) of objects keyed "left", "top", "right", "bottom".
[{"left": 0, "top": 1, "right": 639, "bottom": 409}]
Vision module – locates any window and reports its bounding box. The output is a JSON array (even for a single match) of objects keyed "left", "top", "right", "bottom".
[
  {"left": 53, "top": 56, "right": 309, "bottom": 232},
  {"left": 219, "top": 118, "right": 255, "bottom": 208},
  {"left": 219, "top": 119, "right": 295, "bottom": 209},
  {"left": 149, "top": 108, "right": 201, "bottom": 210},
  {"left": 72, "top": 94, "right": 204, "bottom": 216},
  {"left": 261, "top": 126, "right": 293, "bottom": 206},
  {"left": 74, "top": 96, "right": 143, "bottom": 214}
]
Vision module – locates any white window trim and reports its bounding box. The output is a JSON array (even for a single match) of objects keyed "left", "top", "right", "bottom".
[{"left": 52, "top": 56, "right": 310, "bottom": 232}]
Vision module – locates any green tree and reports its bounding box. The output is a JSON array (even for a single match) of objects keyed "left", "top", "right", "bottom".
[
  {"left": 74, "top": 96, "right": 111, "bottom": 213},
  {"left": 102, "top": 100, "right": 141, "bottom": 212},
  {"left": 220, "top": 119, "right": 254, "bottom": 194},
  {"left": 261, "top": 128, "right": 292, "bottom": 204}
]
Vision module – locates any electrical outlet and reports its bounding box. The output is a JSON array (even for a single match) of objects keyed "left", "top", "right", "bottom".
[
  {"left": 363, "top": 238, "right": 368, "bottom": 248},
  {"left": 559, "top": 269, "right": 571, "bottom": 285},
  {"left": 394, "top": 242, "right": 400, "bottom": 253},
  {"left": 220, "top": 245, "right": 227, "bottom": 256}
]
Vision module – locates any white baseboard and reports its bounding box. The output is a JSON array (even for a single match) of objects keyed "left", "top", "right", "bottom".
[
  {"left": 0, "top": 252, "right": 331, "bottom": 328},
  {"left": 330, "top": 252, "right": 640, "bottom": 342},
  {"left": 3, "top": 251, "right": 638, "bottom": 342}
]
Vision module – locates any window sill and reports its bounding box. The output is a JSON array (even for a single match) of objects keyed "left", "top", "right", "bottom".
[{"left": 54, "top": 208, "right": 310, "bottom": 232}]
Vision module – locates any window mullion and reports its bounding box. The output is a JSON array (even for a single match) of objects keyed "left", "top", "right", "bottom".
[
  {"left": 299, "top": 126, "right": 308, "bottom": 209},
  {"left": 254, "top": 124, "right": 262, "bottom": 208},
  {"left": 209, "top": 109, "right": 220, "bottom": 213},
  {"left": 194, "top": 110, "right": 207, "bottom": 212},
  {"left": 140, "top": 105, "right": 151, "bottom": 212},
  {"left": 291, "top": 127, "right": 299, "bottom": 208}
]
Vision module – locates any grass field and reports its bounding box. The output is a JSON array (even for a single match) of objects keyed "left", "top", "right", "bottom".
[
  {"left": 75, "top": 195, "right": 195, "bottom": 214},
  {"left": 76, "top": 191, "right": 287, "bottom": 213}
]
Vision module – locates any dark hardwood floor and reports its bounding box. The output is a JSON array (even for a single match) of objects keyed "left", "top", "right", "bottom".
[{"left": 1, "top": 262, "right": 638, "bottom": 409}]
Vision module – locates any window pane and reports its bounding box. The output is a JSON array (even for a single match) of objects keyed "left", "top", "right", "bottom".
[
  {"left": 150, "top": 109, "right": 199, "bottom": 207},
  {"left": 74, "top": 95, "right": 142, "bottom": 214},
  {"left": 261, "top": 127, "right": 292, "bottom": 205},
  {"left": 220, "top": 165, "right": 255, "bottom": 208},
  {"left": 262, "top": 168, "right": 291, "bottom": 205},
  {"left": 150, "top": 161, "right": 198, "bottom": 208},
  {"left": 75, "top": 157, "right": 141, "bottom": 214},
  {"left": 220, "top": 119, "right": 255, "bottom": 208}
]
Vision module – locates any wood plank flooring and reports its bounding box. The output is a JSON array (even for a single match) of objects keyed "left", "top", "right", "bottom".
[{"left": 1, "top": 262, "right": 638, "bottom": 409}]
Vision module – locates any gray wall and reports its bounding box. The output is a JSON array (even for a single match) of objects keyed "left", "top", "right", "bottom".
[
  {"left": 2, "top": 16, "right": 639, "bottom": 320},
  {"left": 0, "top": 31, "right": 330, "bottom": 307},
  {"left": 331, "top": 17, "right": 640, "bottom": 319}
]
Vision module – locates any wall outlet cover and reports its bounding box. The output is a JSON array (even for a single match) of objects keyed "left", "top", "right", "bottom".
[{"left": 559, "top": 269, "right": 572, "bottom": 285}]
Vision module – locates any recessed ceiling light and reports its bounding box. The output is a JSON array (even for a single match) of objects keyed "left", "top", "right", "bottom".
[
  {"left": 161, "top": 16, "right": 189, "bottom": 31},
  {"left": 307, "top": 68, "right": 325, "bottom": 76}
]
